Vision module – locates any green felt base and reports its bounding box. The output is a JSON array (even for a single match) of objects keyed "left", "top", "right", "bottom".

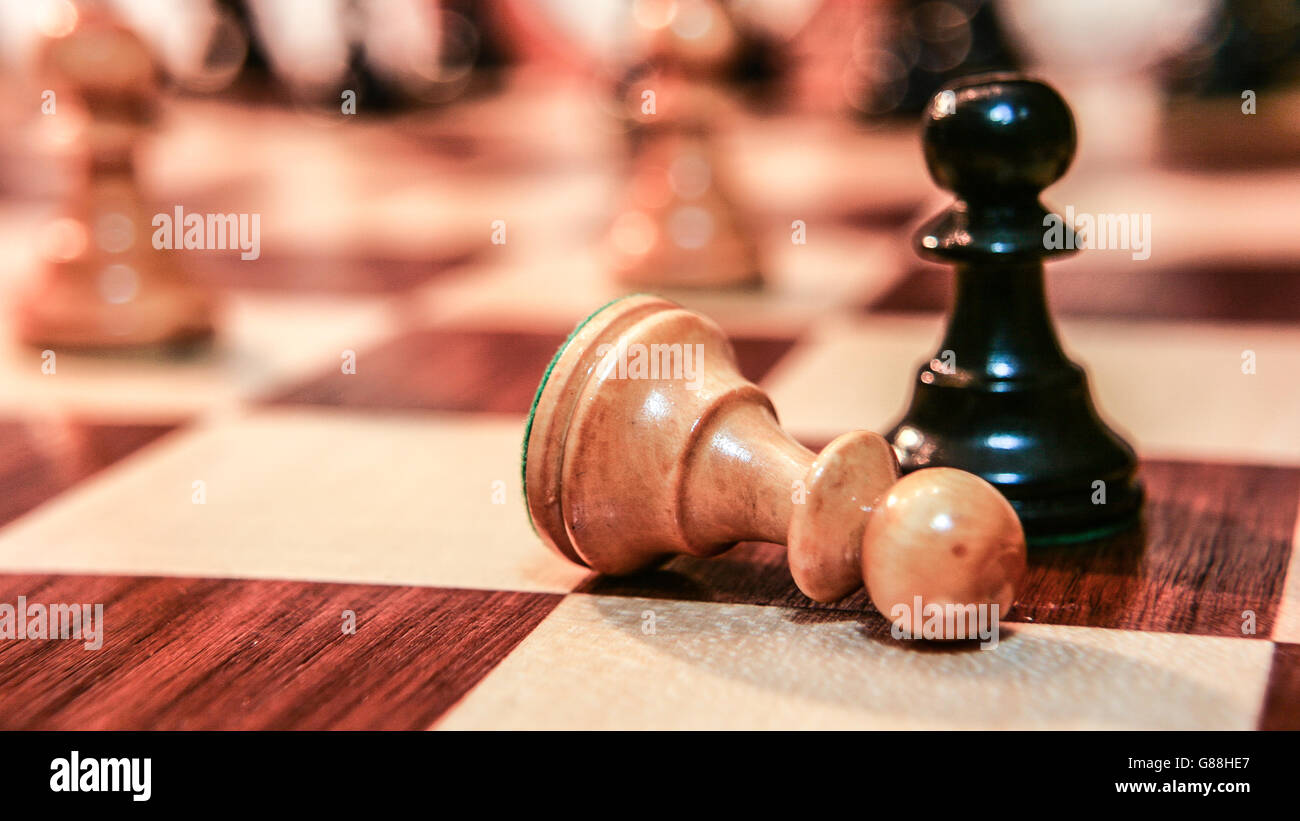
[{"left": 1024, "top": 511, "right": 1142, "bottom": 547}]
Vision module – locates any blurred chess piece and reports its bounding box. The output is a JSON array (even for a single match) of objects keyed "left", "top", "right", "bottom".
[
  {"left": 607, "top": 0, "right": 761, "bottom": 289},
  {"left": 834, "top": 0, "right": 1020, "bottom": 119},
  {"left": 245, "top": 0, "right": 482, "bottom": 109},
  {"left": 15, "top": 2, "right": 216, "bottom": 350},
  {"left": 996, "top": 0, "right": 1218, "bottom": 170}
]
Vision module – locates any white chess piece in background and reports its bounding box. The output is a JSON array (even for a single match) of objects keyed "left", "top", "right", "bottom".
[{"left": 996, "top": 0, "right": 1220, "bottom": 170}]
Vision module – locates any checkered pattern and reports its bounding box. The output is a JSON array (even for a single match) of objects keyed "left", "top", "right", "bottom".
[{"left": 0, "top": 89, "right": 1297, "bottom": 730}]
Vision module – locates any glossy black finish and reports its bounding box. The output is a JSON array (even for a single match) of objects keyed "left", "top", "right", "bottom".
[{"left": 887, "top": 74, "right": 1142, "bottom": 541}]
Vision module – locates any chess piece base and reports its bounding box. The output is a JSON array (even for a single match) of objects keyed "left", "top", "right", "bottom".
[
  {"left": 888, "top": 260, "right": 1142, "bottom": 542},
  {"left": 15, "top": 263, "right": 216, "bottom": 351},
  {"left": 887, "top": 372, "right": 1143, "bottom": 543}
]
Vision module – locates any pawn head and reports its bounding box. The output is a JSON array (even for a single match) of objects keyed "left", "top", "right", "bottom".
[
  {"left": 922, "top": 73, "right": 1075, "bottom": 198},
  {"left": 862, "top": 467, "right": 1026, "bottom": 632}
]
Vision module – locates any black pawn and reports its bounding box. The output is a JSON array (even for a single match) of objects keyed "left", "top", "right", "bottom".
[{"left": 886, "top": 73, "right": 1142, "bottom": 542}]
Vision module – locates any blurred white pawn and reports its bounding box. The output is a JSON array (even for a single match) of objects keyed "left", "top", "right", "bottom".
[
  {"left": 247, "top": 0, "right": 478, "bottom": 104},
  {"left": 997, "top": 0, "right": 1219, "bottom": 171}
]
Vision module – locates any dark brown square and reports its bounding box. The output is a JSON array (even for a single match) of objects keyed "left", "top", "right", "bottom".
[
  {"left": 1259, "top": 642, "right": 1300, "bottom": 730},
  {"left": 191, "top": 248, "right": 479, "bottom": 295},
  {"left": 0, "top": 420, "right": 179, "bottom": 529},
  {"left": 867, "top": 259, "right": 1300, "bottom": 323},
  {"left": 0, "top": 574, "right": 561, "bottom": 730},
  {"left": 266, "top": 328, "right": 798, "bottom": 413}
]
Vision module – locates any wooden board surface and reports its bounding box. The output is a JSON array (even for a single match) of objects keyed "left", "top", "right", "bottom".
[{"left": 0, "top": 84, "right": 1297, "bottom": 730}]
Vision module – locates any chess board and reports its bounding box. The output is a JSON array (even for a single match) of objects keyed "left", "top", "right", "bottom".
[{"left": 0, "top": 81, "right": 1297, "bottom": 731}]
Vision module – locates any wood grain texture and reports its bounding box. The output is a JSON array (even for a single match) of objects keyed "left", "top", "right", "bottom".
[
  {"left": 1014, "top": 461, "right": 1298, "bottom": 637},
  {"left": 1259, "top": 642, "right": 1300, "bottom": 730},
  {"left": 266, "top": 328, "right": 797, "bottom": 413},
  {"left": 0, "top": 420, "right": 177, "bottom": 529},
  {"left": 868, "top": 260, "right": 1300, "bottom": 322},
  {"left": 583, "top": 459, "right": 1299, "bottom": 637},
  {"left": 0, "top": 574, "right": 561, "bottom": 730}
]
